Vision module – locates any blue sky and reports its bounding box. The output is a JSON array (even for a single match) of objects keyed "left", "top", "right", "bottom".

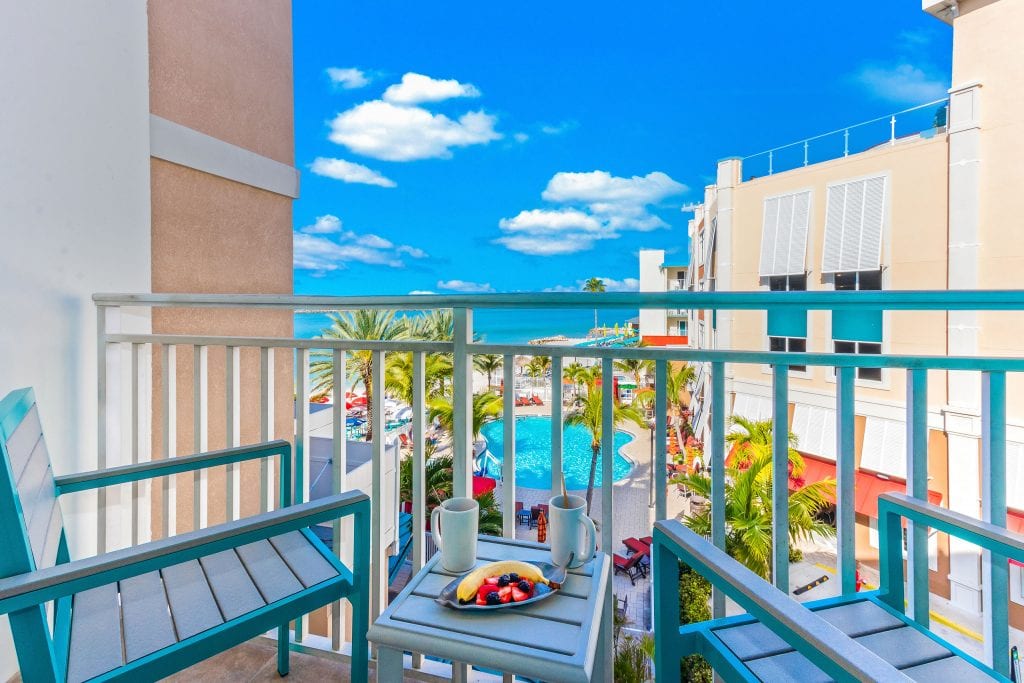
[{"left": 292, "top": 2, "right": 951, "bottom": 297}]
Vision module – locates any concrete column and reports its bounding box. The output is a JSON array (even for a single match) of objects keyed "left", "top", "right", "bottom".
[
  {"left": 945, "top": 81, "right": 984, "bottom": 613},
  {"left": 714, "top": 158, "right": 741, "bottom": 396}
]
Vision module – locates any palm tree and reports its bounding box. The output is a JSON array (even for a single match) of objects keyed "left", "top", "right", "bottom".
[
  {"left": 665, "top": 362, "right": 697, "bottom": 417},
  {"left": 309, "top": 310, "right": 408, "bottom": 440},
  {"left": 525, "top": 356, "right": 551, "bottom": 394},
  {"left": 428, "top": 391, "right": 503, "bottom": 441},
  {"left": 410, "top": 309, "right": 453, "bottom": 341},
  {"left": 582, "top": 277, "right": 607, "bottom": 331},
  {"left": 474, "top": 354, "right": 503, "bottom": 391},
  {"left": 384, "top": 352, "right": 452, "bottom": 406},
  {"left": 398, "top": 453, "right": 503, "bottom": 535},
  {"left": 671, "top": 446, "right": 834, "bottom": 580},
  {"left": 563, "top": 362, "right": 588, "bottom": 400},
  {"left": 614, "top": 357, "right": 654, "bottom": 391},
  {"left": 564, "top": 389, "right": 646, "bottom": 514},
  {"left": 726, "top": 415, "right": 801, "bottom": 470}
]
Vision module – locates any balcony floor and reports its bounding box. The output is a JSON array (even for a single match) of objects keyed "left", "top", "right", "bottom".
[{"left": 164, "top": 639, "right": 363, "bottom": 682}]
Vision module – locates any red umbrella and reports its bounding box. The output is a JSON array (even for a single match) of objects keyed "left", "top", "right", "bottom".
[
  {"left": 351, "top": 396, "right": 367, "bottom": 407},
  {"left": 472, "top": 476, "right": 497, "bottom": 497}
]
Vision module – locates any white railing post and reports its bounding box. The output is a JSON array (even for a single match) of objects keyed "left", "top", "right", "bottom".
[
  {"left": 130, "top": 343, "right": 143, "bottom": 546},
  {"left": 225, "top": 345, "right": 241, "bottom": 523},
  {"left": 96, "top": 305, "right": 108, "bottom": 553},
  {"left": 452, "top": 308, "right": 473, "bottom": 498},
  {"left": 550, "top": 355, "right": 563, "bottom": 501},
  {"left": 982, "top": 371, "right": 1009, "bottom": 675},
  {"left": 410, "top": 351, "right": 425, "bottom": 669},
  {"left": 710, "top": 360, "right": 726, "bottom": 617},
  {"left": 836, "top": 366, "right": 857, "bottom": 593},
  {"left": 294, "top": 347, "right": 311, "bottom": 642},
  {"left": 370, "top": 350, "right": 387, "bottom": 628},
  {"left": 259, "top": 347, "right": 275, "bottom": 513},
  {"left": 601, "top": 357, "right": 614, "bottom": 554},
  {"left": 331, "top": 348, "right": 349, "bottom": 651},
  {"left": 771, "top": 364, "right": 789, "bottom": 592},
  {"left": 162, "top": 344, "right": 177, "bottom": 539},
  {"left": 654, "top": 360, "right": 668, "bottom": 523},
  {"left": 502, "top": 355, "right": 517, "bottom": 539},
  {"left": 193, "top": 345, "right": 208, "bottom": 530},
  {"left": 905, "top": 369, "right": 929, "bottom": 626}
]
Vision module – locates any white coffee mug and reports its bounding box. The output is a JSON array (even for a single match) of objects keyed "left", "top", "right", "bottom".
[
  {"left": 430, "top": 497, "right": 479, "bottom": 573},
  {"left": 548, "top": 494, "right": 597, "bottom": 568}
]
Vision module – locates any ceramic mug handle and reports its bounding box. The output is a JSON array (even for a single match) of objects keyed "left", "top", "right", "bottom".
[
  {"left": 431, "top": 506, "right": 443, "bottom": 551},
  {"left": 577, "top": 514, "right": 597, "bottom": 564}
]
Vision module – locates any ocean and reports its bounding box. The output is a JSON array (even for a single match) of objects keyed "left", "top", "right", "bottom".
[{"left": 294, "top": 307, "right": 639, "bottom": 344}]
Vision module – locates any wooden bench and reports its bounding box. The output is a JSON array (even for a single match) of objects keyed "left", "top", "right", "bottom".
[
  {"left": 652, "top": 492, "right": 1014, "bottom": 682},
  {"left": 0, "top": 388, "right": 370, "bottom": 683}
]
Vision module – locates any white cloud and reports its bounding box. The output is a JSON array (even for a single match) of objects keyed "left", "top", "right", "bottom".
[
  {"left": 437, "top": 279, "right": 495, "bottom": 293},
  {"left": 397, "top": 245, "right": 428, "bottom": 259},
  {"left": 543, "top": 276, "right": 640, "bottom": 293},
  {"left": 293, "top": 220, "right": 429, "bottom": 273},
  {"left": 494, "top": 170, "right": 687, "bottom": 255},
  {"left": 383, "top": 72, "right": 481, "bottom": 105},
  {"left": 409, "top": 289, "right": 437, "bottom": 295},
  {"left": 326, "top": 67, "right": 370, "bottom": 89},
  {"left": 513, "top": 132, "right": 529, "bottom": 143},
  {"left": 309, "top": 157, "right": 396, "bottom": 187},
  {"left": 498, "top": 208, "right": 603, "bottom": 234},
  {"left": 855, "top": 63, "right": 948, "bottom": 104},
  {"left": 299, "top": 214, "right": 344, "bottom": 234},
  {"left": 540, "top": 121, "right": 577, "bottom": 135},
  {"left": 328, "top": 100, "right": 501, "bottom": 161}
]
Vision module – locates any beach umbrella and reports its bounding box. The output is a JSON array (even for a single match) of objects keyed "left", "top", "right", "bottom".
[
  {"left": 536, "top": 511, "right": 548, "bottom": 543},
  {"left": 395, "top": 406, "right": 412, "bottom": 420}
]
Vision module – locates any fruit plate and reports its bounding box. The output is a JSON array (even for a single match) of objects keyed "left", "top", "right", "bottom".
[{"left": 435, "top": 558, "right": 569, "bottom": 611}]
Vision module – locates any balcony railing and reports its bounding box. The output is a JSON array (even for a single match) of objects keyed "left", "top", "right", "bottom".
[{"left": 89, "top": 290, "right": 1024, "bottom": 679}]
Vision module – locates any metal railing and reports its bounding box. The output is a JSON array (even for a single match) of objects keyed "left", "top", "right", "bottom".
[
  {"left": 90, "top": 290, "right": 1024, "bottom": 678},
  {"left": 741, "top": 97, "right": 949, "bottom": 179}
]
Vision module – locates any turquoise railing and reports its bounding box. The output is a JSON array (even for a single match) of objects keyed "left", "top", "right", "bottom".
[{"left": 90, "top": 290, "right": 1024, "bottom": 678}]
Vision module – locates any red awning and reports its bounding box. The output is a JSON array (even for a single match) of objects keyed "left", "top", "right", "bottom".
[
  {"left": 796, "top": 456, "right": 942, "bottom": 518},
  {"left": 473, "top": 476, "right": 497, "bottom": 497}
]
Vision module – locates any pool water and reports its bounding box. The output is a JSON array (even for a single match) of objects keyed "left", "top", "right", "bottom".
[{"left": 479, "top": 416, "right": 635, "bottom": 490}]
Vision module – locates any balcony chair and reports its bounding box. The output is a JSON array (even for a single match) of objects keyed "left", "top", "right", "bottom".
[
  {"left": 653, "top": 493, "right": 1015, "bottom": 682},
  {"left": 623, "top": 536, "right": 651, "bottom": 556},
  {"left": 0, "top": 388, "right": 370, "bottom": 683},
  {"left": 515, "top": 501, "right": 531, "bottom": 527}
]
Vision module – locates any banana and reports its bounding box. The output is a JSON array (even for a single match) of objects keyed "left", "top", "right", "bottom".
[{"left": 455, "top": 560, "right": 549, "bottom": 603}]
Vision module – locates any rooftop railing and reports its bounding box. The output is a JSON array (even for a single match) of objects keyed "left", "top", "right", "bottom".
[
  {"left": 89, "top": 289, "right": 1024, "bottom": 679},
  {"left": 740, "top": 97, "right": 950, "bottom": 179}
]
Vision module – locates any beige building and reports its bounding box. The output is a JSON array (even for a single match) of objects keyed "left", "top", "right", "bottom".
[
  {"left": 678, "top": 0, "right": 1024, "bottom": 622},
  {"left": 0, "top": 1, "right": 296, "bottom": 674}
]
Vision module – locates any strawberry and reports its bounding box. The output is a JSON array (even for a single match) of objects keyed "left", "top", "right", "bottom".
[
  {"left": 476, "top": 596, "right": 487, "bottom": 606},
  {"left": 477, "top": 584, "right": 499, "bottom": 600},
  {"left": 511, "top": 587, "right": 530, "bottom": 602},
  {"left": 484, "top": 577, "right": 500, "bottom": 586},
  {"left": 498, "top": 586, "right": 513, "bottom": 603}
]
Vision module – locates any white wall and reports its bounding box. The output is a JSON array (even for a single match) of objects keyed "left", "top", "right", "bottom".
[
  {"left": 638, "top": 249, "right": 667, "bottom": 336},
  {"left": 0, "top": 2, "right": 151, "bottom": 675}
]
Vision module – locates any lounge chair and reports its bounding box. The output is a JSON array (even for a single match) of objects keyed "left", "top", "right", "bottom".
[
  {"left": 623, "top": 537, "right": 650, "bottom": 556},
  {"left": 531, "top": 395, "right": 544, "bottom": 406},
  {"left": 613, "top": 552, "right": 647, "bottom": 586}
]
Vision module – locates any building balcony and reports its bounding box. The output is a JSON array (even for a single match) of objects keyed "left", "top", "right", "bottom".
[{"left": 4, "top": 289, "right": 1024, "bottom": 681}]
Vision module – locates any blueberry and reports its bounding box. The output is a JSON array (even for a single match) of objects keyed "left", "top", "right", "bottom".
[
  {"left": 517, "top": 580, "right": 531, "bottom": 592},
  {"left": 485, "top": 592, "right": 501, "bottom": 605},
  {"left": 508, "top": 573, "right": 520, "bottom": 582},
  {"left": 497, "top": 574, "right": 510, "bottom": 587}
]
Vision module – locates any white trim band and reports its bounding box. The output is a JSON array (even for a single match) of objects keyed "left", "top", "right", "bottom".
[{"left": 150, "top": 115, "right": 299, "bottom": 198}]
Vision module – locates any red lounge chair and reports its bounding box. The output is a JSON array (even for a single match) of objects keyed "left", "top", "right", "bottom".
[
  {"left": 613, "top": 552, "right": 647, "bottom": 585},
  {"left": 623, "top": 537, "right": 649, "bottom": 556},
  {"left": 532, "top": 395, "right": 544, "bottom": 405},
  {"left": 639, "top": 536, "right": 653, "bottom": 546}
]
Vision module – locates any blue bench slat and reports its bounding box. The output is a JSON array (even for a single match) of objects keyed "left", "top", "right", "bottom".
[
  {"left": 904, "top": 655, "right": 997, "bottom": 682},
  {"left": 161, "top": 559, "right": 224, "bottom": 640},
  {"left": 746, "top": 649, "right": 834, "bottom": 683},
  {"left": 269, "top": 530, "right": 339, "bottom": 588},
  {"left": 120, "top": 571, "right": 177, "bottom": 662},
  {"left": 236, "top": 539, "right": 304, "bottom": 604},
  {"left": 67, "top": 584, "right": 123, "bottom": 683},
  {"left": 200, "top": 549, "right": 266, "bottom": 620},
  {"left": 856, "top": 626, "right": 955, "bottom": 670}
]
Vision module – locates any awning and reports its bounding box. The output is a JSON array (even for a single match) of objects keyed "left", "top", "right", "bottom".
[{"left": 795, "top": 456, "right": 942, "bottom": 518}]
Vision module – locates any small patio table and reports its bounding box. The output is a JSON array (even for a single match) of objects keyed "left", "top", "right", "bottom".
[{"left": 368, "top": 535, "right": 612, "bottom": 682}]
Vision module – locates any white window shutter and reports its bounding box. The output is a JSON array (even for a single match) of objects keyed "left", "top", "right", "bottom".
[
  {"left": 759, "top": 197, "right": 780, "bottom": 276},
  {"left": 822, "top": 176, "right": 886, "bottom": 273},
  {"left": 861, "top": 416, "right": 906, "bottom": 479},
  {"left": 1007, "top": 442, "right": 1024, "bottom": 511},
  {"left": 792, "top": 404, "right": 837, "bottom": 461},
  {"left": 759, "top": 191, "right": 810, "bottom": 277}
]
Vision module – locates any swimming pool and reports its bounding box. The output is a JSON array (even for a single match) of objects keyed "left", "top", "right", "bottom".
[{"left": 478, "top": 416, "right": 635, "bottom": 490}]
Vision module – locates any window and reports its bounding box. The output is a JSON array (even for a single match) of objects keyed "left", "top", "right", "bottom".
[
  {"left": 860, "top": 417, "right": 905, "bottom": 479},
  {"left": 822, "top": 176, "right": 886, "bottom": 273},
  {"left": 791, "top": 404, "right": 837, "bottom": 461},
  {"left": 768, "top": 274, "right": 807, "bottom": 373},
  {"left": 833, "top": 269, "right": 883, "bottom": 380}
]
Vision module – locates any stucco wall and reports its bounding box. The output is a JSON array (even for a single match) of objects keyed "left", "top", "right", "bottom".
[{"left": 0, "top": 2, "right": 152, "bottom": 676}]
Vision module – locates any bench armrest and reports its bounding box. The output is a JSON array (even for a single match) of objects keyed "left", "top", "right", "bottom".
[
  {"left": 54, "top": 440, "right": 293, "bottom": 504},
  {"left": 652, "top": 520, "right": 908, "bottom": 683},
  {"left": 0, "top": 489, "right": 368, "bottom": 615}
]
